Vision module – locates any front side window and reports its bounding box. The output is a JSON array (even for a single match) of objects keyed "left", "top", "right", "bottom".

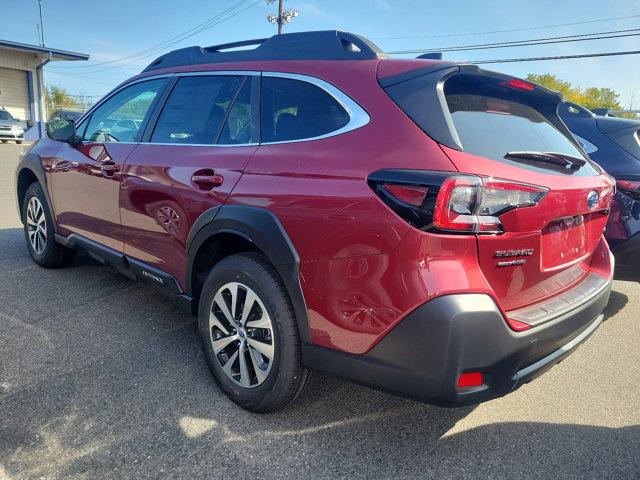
[
  {"left": 260, "top": 77, "right": 350, "bottom": 143},
  {"left": 151, "top": 75, "right": 244, "bottom": 145},
  {"left": 84, "top": 79, "right": 164, "bottom": 143}
]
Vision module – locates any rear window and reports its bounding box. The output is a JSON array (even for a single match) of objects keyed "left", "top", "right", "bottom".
[
  {"left": 260, "top": 77, "right": 349, "bottom": 143},
  {"left": 385, "top": 70, "right": 599, "bottom": 176},
  {"left": 445, "top": 75, "right": 589, "bottom": 167}
]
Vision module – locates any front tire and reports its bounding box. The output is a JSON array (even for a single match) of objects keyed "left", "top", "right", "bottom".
[
  {"left": 16, "top": 140, "right": 23, "bottom": 144},
  {"left": 22, "top": 182, "right": 76, "bottom": 268},
  {"left": 198, "top": 252, "right": 309, "bottom": 412}
]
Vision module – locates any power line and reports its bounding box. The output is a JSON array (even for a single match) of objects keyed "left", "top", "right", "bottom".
[
  {"left": 470, "top": 49, "right": 640, "bottom": 64},
  {"left": 371, "top": 14, "right": 640, "bottom": 40},
  {"left": 50, "top": 0, "right": 258, "bottom": 71},
  {"left": 46, "top": 69, "right": 117, "bottom": 87},
  {"left": 389, "top": 28, "right": 640, "bottom": 55}
]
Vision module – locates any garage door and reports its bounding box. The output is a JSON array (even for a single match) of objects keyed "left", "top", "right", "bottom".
[{"left": 0, "top": 67, "right": 30, "bottom": 121}]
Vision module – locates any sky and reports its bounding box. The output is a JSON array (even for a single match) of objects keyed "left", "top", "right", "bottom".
[{"left": 1, "top": 0, "right": 639, "bottom": 107}]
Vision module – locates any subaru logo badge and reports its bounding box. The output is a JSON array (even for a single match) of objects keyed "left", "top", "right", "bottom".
[{"left": 587, "top": 191, "right": 599, "bottom": 209}]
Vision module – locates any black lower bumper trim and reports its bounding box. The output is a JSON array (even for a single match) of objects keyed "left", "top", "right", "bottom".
[
  {"left": 302, "top": 279, "right": 611, "bottom": 407},
  {"left": 511, "top": 313, "right": 604, "bottom": 388}
]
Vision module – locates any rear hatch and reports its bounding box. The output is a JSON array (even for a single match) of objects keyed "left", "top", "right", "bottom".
[
  {"left": 380, "top": 63, "right": 614, "bottom": 312},
  {"left": 596, "top": 115, "right": 640, "bottom": 161}
]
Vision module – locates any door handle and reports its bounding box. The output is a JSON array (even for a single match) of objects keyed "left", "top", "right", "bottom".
[
  {"left": 191, "top": 171, "right": 224, "bottom": 189},
  {"left": 101, "top": 163, "right": 121, "bottom": 176}
]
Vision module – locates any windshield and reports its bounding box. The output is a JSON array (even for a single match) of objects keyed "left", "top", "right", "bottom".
[
  {"left": 0, "top": 110, "right": 14, "bottom": 121},
  {"left": 444, "top": 75, "right": 599, "bottom": 176}
]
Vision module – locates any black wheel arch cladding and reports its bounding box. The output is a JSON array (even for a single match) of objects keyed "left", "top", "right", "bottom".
[
  {"left": 16, "top": 153, "right": 57, "bottom": 230},
  {"left": 187, "top": 204, "right": 311, "bottom": 343}
]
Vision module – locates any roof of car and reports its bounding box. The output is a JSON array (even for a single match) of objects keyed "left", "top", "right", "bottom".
[{"left": 142, "top": 30, "right": 387, "bottom": 73}]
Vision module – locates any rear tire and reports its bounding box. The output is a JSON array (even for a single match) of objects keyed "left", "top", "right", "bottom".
[
  {"left": 198, "top": 252, "right": 309, "bottom": 412},
  {"left": 22, "top": 182, "right": 76, "bottom": 268}
]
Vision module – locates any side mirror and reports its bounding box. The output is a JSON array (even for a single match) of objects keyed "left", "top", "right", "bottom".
[
  {"left": 26, "top": 120, "right": 34, "bottom": 128},
  {"left": 46, "top": 118, "right": 77, "bottom": 143},
  {"left": 14, "top": 118, "right": 21, "bottom": 122}
]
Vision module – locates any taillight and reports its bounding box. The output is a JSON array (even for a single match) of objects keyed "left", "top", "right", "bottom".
[
  {"left": 616, "top": 179, "right": 640, "bottom": 200},
  {"left": 433, "top": 176, "right": 548, "bottom": 234},
  {"left": 368, "top": 170, "right": 548, "bottom": 234},
  {"left": 382, "top": 184, "right": 429, "bottom": 207},
  {"left": 368, "top": 169, "right": 450, "bottom": 229}
]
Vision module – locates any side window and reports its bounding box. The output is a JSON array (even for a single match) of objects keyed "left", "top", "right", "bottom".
[
  {"left": 218, "top": 78, "right": 253, "bottom": 145},
  {"left": 151, "top": 75, "right": 243, "bottom": 145},
  {"left": 260, "top": 77, "right": 350, "bottom": 143},
  {"left": 84, "top": 80, "right": 164, "bottom": 143},
  {"left": 574, "top": 134, "right": 598, "bottom": 154}
]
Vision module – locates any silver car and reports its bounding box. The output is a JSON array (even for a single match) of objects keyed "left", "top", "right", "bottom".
[{"left": 0, "top": 109, "right": 25, "bottom": 144}]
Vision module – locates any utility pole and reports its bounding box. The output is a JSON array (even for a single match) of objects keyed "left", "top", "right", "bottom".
[
  {"left": 37, "top": 0, "right": 45, "bottom": 46},
  {"left": 266, "top": 0, "right": 298, "bottom": 35}
]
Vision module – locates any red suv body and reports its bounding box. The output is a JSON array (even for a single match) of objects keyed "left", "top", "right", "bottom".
[{"left": 16, "top": 31, "right": 614, "bottom": 411}]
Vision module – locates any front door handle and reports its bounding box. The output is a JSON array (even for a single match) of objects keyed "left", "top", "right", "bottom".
[{"left": 191, "top": 170, "right": 224, "bottom": 189}]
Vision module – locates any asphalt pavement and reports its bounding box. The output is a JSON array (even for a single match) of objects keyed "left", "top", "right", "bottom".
[{"left": 0, "top": 143, "right": 638, "bottom": 479}]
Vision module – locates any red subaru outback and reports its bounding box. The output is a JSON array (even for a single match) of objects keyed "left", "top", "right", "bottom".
[{"left": 16, "top": 31, "right": 614, "bottom": 412}]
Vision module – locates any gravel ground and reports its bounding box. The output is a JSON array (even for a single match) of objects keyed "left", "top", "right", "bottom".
[{"left": 0, "top": 143, "right": 638, "bottom": 479}]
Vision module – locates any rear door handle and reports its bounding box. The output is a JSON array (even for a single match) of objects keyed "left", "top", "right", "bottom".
[
  {"left": 191, "top": 171, "right": 224, "bottom": 189},
  {"left": 101, "top": 163, "right": 121, "bottom": 176}
]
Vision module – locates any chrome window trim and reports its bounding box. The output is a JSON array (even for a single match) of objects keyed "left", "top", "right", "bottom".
[
  {"left": 260, "top": 71, "right": 370, "bottom": 145},
  {"left": 137, "top": 142, "right": 259, "bottom": 148},
  {"left": 175, "top": 70, "right": 261, "bottom": 77}
]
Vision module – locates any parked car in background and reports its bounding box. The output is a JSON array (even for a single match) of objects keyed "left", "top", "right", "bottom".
[
  {"left": 0, "top": 107, "right": 26, "bottom": 144},
  {"left": 560, "top": 101, "right": 640, "bottom": 281},
  {"left": 16, "top": 31, "right": 615, "bottom": 412},
  {"left": 49, "top": 108, "right": 85, "bottom": 123}
]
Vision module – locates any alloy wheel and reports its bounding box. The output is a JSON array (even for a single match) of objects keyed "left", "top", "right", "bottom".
[
  {"left": 26, "top": 197, "right": 47, "bottom": 255},
  {"left": 209, "top": 282, "right": 275, "bottom": 388}
]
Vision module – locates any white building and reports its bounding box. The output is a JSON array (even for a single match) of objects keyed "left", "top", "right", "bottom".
[{"left": 0, "top": 39, "right": 88, "bottom": 141}]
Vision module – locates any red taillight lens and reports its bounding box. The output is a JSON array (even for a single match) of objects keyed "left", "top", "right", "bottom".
[
  {"left": 383, "top": 184, "right": 429, "bottom": 207},
  {"left": 457, "top": 372, "right": 484, "bottom": 388},
  {"left": 616, "top": 179, "right": 640, "bottom": 200},
  {"left": 434, "top": 176, "right": 548, "bottom": 234}
]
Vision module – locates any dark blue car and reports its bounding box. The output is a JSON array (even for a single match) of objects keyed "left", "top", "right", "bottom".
[{"left": 560, "top": 102, "right": 640, "bottom": 281}]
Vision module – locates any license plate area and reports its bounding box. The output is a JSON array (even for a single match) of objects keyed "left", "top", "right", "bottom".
[{"left": 541, "top": 211, "right": 607, "bottom": 270}]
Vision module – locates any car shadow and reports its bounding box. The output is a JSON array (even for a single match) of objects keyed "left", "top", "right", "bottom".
[{"left": 603, "top": 288, "right": 628, "bottom": 320}]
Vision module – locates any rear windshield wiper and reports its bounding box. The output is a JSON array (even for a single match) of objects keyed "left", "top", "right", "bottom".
[{"left": 504, "top": 151, "right": 587, "bottom": 170}]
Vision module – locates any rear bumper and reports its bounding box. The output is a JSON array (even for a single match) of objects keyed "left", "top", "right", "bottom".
[
  {"left": 302, "top": 275, "right": 612, "bottom": 406},
  {"left": 611, "top": 232, "right": 640, "bottom": 281}
]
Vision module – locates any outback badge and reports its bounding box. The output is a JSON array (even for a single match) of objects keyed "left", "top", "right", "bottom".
[{"left": 495, "top": 248, "right": 534, "bottom": 267}]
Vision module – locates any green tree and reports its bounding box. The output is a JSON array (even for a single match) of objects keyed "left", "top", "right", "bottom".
[
  {"left": 525, "top": 74, "right": 622, "bottom": 110},
  {"left": 45, "top": 85, "right": 81, "bottom": 115}
]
